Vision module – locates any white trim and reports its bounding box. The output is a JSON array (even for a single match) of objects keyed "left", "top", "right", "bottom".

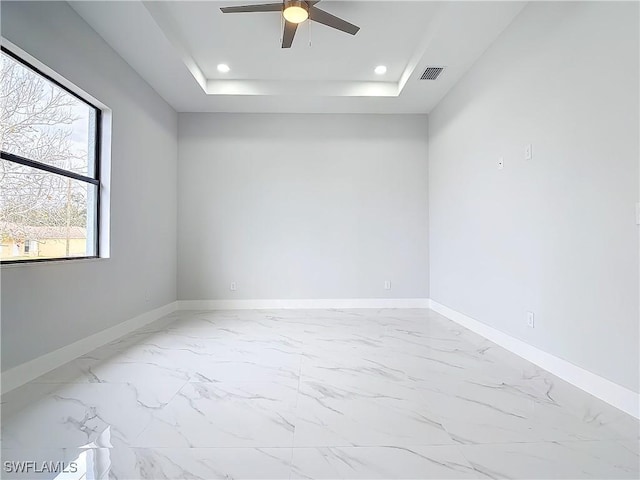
[
  {"left": 0, "top": 257, "right": 108, "bottom": 269},
  {"left": 9, "top": 297, "right": 633, "bottom": 420},
  {"left": 1, "top": 38, "right": 109, "bottom": 111},
  {"left": 430, "top": 300, "right": 640, "bottom": 419},
  {"left": 1, "top": 301, "right": 179, "bottom": 395},
  {"left": 178, "top": 298, "right": 431, "bottom": 311}
]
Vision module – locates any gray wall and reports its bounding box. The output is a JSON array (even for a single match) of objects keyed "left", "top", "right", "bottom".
[
  {"left": 1, "top": 1, "right": 178, "bottom": 370},
  {"left": 178, "top": 113, "right": 429, "bottom": 300},
  {"left": 428, "top": 1, "right": 639, "bottom": 392}
]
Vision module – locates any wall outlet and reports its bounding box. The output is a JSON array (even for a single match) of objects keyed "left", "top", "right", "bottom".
[
  {"left": 527, "top": 311, "right": 535, "bottom": 328},
  {"left": 636, "top": 202, "right": 640, "bottom": 225},
  {"left": 384, "top": 280, "right": 391, "bottom": 290},
  {"left": 525, "top": 144, "right": 532, "bottom": 160},
  {"left": 497, "top": 157, "right": 504, "bottom": 170},
  {"left": 230, "top": 282, "right": 237, "bottom": 291}
]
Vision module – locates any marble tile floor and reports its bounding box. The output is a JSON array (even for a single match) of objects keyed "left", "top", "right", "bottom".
[{"left": 1, "top": 308, "right": 638, "bottom": 479}]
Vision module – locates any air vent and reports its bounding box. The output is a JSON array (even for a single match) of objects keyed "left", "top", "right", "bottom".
[{"left": 420, "top": 67, "right": 444, "bottom": 80}]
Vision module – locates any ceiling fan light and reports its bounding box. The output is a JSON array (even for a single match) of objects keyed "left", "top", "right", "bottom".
[{"left": 283, "top": 2, "right": 308, "bottom": 24}]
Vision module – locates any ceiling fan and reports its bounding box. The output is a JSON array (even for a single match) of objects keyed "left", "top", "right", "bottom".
[{"left": 220, "top": 1, "right": 360, "bottom": 48}]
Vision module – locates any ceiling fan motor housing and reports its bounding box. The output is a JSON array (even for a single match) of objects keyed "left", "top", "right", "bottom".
[{"left": 285, "top": 1, "right": 308, "bottom": 11}]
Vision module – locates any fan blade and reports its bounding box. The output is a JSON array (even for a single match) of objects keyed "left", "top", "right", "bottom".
[
  {"left": 282, "top": 20, "right": 298, "bottom": 48},
  {"left": 309, "top": 6, "right": 359, "bottom": 35},
  {"left": 220, "top": 3, "right": 282, "bottom": 13}
]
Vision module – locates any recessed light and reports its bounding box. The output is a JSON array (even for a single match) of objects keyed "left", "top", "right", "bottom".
[
  {"left": 217, "top": 64, "right": 230, "bottom": 73},
  {"left": 374, "top": 65, "right": 387, "bottom": 75}
]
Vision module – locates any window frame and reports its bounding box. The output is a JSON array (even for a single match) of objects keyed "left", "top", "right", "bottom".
[{"left": 0, "top": 46, "right": 102, "bottom": 264}]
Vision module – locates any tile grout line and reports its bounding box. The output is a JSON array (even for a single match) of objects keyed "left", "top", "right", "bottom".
[{"left": 289, "top": 339, "right": 305, "bottom": 479}]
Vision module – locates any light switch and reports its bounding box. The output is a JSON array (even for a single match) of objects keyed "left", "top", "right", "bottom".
[{"left": 527, "top": 312, "right": 535, "bottom": 328}]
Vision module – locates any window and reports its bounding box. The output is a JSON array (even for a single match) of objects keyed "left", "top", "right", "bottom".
[{"left": 1, "top": 47, "right": 101, "bottom": 263}]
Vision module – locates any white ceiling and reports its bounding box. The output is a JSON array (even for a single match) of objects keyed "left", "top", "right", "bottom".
[
  {"left": 166, "top": 1, "right": 440, "bottom": 82},
  {"left": 69, "top": 1, "right": 526, "bottom": 113}
]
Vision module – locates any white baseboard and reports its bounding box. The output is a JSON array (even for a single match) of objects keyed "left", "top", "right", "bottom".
[
  {"left": 430, "top": 300, "right": 640, "bottom": 419},
  {"left": 1, "top": 301, "right": 179, "bottom": 395},
  {"left": 178, "top": 298, "right": 431, "bottom": 310},
  {"left": 8, "top": 297, "right": 634, "bottom": 420}
]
